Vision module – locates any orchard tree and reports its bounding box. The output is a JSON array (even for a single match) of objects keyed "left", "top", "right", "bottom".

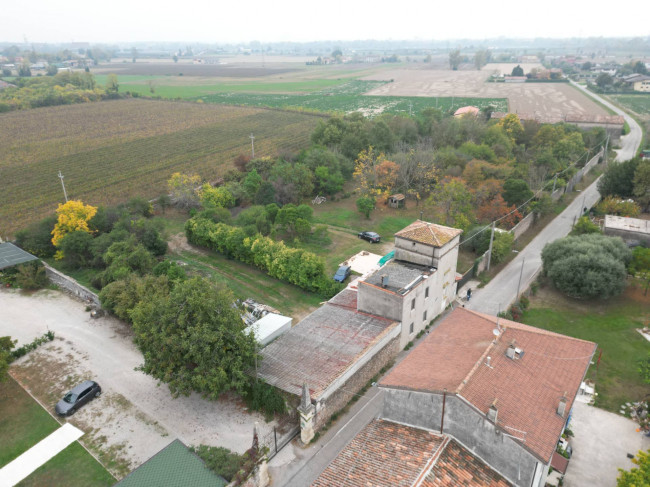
[
  {"left": 633, "top": 159, "right": 650, "bottom": 211},
  {"left": 541, "top": 234, "right": 631, "bottom": 299},
  {"left": 51, "top": 200, "right": 97, "bottom": 258},
  {"left": 168, "top": 172, "right": 201, "bottom": 208},
  {"left": 598, "top": 158, "right": 640, "bottom": 198},
  {"left": 356, "top": 195, "right": 375, "bottom": 219},
  {"left": 130, "top": 277, "right": 257, "bottom": 399},
  {"left": 426, "top": 178, "right": 475, "bottom": 230},
  {"left": 629, "top": 247, "right": 650, "bottom": 295}
]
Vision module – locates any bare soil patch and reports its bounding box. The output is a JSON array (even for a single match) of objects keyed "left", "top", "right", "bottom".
[{"left": 93, "top": 63, "right": 297, "bottom": 77}]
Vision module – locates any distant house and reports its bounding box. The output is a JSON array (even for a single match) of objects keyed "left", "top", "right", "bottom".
[
  {"left": 504, "top": 76, "right": 527, "bottom": 83},
  {"left": 453, "top": 106, "right": 480, "bottom": 117},
  {"left": 0, "top": 80, "right": 16, "bottom": 90},
  {"left": 621, "top": 73, "right": 650, "bottom": 92},
  {"left": 387, "top": 193, "right": 405, "bottom": 208},
  {"left": 379, "top": 307, "right": 596, "bottom": 487}
]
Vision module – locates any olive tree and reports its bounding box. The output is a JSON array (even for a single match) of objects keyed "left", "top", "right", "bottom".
[{"left": 541, "top": 234, "right": 631, "bottom": 299}]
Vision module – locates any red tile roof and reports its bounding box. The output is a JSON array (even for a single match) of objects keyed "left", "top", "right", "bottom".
[
  {"left": 311, "top": 419, "right": 511, "bottom": 487},
  {"left": 394, "top": 220, "right": 463, "bottom": 247},
  {"left": 423, "top": 439, "right": 513, "bottom": 487},
  {"left": 258, "top": 290, "right": 398, "bottom": 399},
  {"left": 379, "top": 308, "right": 595, "bottom": 463}
]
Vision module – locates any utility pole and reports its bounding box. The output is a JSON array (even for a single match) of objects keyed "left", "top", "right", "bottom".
[
  {"left": 58, "top": 170, "right": 68, "bottom": 202},
  {"left": 604, "top": 135, "right": 609, "bottom": 165},
  {"left": 515, "top": 256, "right": 526, "bottom": 303},
  {"left": 578, "top": 195, "right": 586, "bottom": 220},
  {"left": 250, "top": 133, "right": 255, "bottom": 158},
  {"left": 486, "top": 221, "right": 496, "bottom": 271}
]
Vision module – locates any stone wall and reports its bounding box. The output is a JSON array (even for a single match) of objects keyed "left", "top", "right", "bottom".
[
  {"left": 43, "top": 263, "right": 100, "bottom": 306},
  {"left": 510, "top": 212, "right": 534, "bottom": 241},
  {"left": 381, "top": 388, "right": 544, "bottom": 487},
  {"left": 313, "top": 335, "right": 399, "bottom": 431}
]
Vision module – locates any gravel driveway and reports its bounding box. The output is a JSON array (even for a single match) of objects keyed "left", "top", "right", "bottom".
[
  {"left": 563, "top": 401, "right": 649, "bottom": 486},
  {"left": 0, "top": 288, "right": 271, "bottom": 479}
]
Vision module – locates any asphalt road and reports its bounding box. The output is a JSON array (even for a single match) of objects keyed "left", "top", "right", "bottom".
[{"left": 467, "top": 85, "right": 642, "bottom": 316}]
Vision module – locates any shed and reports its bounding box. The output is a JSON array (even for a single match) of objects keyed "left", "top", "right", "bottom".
[
  {"left": 387, "top": 193, "right": 405, "bottom": 209},
  {"left": 0, "top": 243, "right": 38, "bottom": 270},
  {"left": 245, "top": 313, "right": 292, "bottom": 347}
]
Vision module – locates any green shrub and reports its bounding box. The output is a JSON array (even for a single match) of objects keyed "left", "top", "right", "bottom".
[
  {"left": 244, "top": 380, "right": 286, "bottom": 420},
  {"left": 11, "top": 331, "right": 55, "bottom": 360},
  {"left": 190, "top": 445, "right": 244, "bottom": 482},
  {"left": 519, "top": 295, "right": 530, "bottom": 310}
]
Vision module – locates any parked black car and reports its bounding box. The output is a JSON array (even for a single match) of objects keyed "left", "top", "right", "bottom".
[
  {"left": 358, "top": 231, "right": 381, "bottom": 243},
  {"left": 333, "top": 265, "right": 352, "bottom": 282},
  {"left": 55, "top": 380, "right": 101, "bottom": 416}
]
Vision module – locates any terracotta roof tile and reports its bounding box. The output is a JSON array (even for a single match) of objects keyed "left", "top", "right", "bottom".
[
  {"left": 394, "top": 220, "right": 463, "bottom": 247},
  {"left": 312, "top": 419, "right": 446, "bottom": 487},
  {"left": 311, "top": 420, "right": 511, "bottom": 487},
  {"left": 423, "top": 440, "right": 513, "bottom": 487},
  {"left": 379, "top": 308, "right": 596, "bottom": 463}
]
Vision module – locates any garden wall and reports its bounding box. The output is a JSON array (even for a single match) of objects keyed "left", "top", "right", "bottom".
[{"left": 43, "top": 263, "right": 100, "bottom": 306}]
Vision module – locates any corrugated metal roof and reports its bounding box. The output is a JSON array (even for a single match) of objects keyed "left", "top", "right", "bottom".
[
  {"left": 0, "top": 243, "right": 38, "bottom": 270},
  {"left": 115, "top": 439, "right": 227, "bottom": 487}
]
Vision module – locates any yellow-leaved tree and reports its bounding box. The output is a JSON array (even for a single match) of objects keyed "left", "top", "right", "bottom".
[{"left": 51, "top": 200, "right": 97, "bottom": 258}]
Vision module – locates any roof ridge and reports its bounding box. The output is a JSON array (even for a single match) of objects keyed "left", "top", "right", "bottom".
[
  {"left": 460, "top": 308, "right": 596, "bottom": 345},
  {"left": 456, "top": 330, "right": 500, "bottom": 394},
  {"left": 412, "top": 435, "right": 451, "bottom": 487}
]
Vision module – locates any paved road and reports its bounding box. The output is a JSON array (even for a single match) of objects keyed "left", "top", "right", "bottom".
[{"left": 468, "top": 85, "right": 642, "bottom": 316}]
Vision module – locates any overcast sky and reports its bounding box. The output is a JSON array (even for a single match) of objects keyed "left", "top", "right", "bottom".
[{"left": 3, "top": 0, "right": 649, "bottom": 44}]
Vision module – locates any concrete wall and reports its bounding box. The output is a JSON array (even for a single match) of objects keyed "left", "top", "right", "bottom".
[
  {"left": 44, "top": 263, "right": 100, "bottom": 306},
  {"left": 603, "top": 227, "right": 650, "bottom": 246},
  {"left": 566, "top": 150, "right": 602, "bottom": 193},
  {"left": 357, "top": 285, "right": 403, "bottom": 322},
  {"left": 313, "top": 335, "right": 399, "bottom": 431},
  {"left": 381, "top": 388, "right": 542, "bottom": 487}
]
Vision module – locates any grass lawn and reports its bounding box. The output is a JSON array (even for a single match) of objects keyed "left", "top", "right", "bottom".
[
  {"left": 17, "top": 442, "right": 115, "bottom": 487},
  {"left": 0, "top": 377, "right": 113, "bottom": 486},
  {"left": 0, "top": 377, "right": 59, "bottom": 467},
  {"left": 521, "top": 281, "right": 650, "bottom": 413},
  {"left": 173, "top": 250, "right": 322, "bottom": 321}
]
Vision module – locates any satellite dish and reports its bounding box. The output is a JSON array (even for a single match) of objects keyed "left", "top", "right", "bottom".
[{"left": 493, "top": 328, "right": 500, "bottom": 337}]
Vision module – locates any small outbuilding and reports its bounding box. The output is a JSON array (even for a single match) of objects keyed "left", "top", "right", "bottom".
[
  {"left": 603, "top": 215, "right": 650, "bottom": 246},
  {"left": 387, "top": 193, "right": 405, "bottom": 209},
  {"left": 0, "top": 242, "right": 38, "bottom": 270},
  {"left": 245, "top": 313, "right": 292, "bottom": 347}
]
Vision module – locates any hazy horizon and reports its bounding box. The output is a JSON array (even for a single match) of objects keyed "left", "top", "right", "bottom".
[{"left": 3, "top": 0, "right": 650, "bottom": 45}]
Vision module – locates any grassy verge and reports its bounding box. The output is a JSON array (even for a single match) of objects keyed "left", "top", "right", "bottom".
[
  {"left": 521, "top": 281, "right": 650, "bottom": 413},
  {"left": 0, "top": 377, "right": 113, "bottom": 486}
]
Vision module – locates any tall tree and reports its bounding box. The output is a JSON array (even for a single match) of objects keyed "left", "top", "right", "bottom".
[
  {"left": 130, "top": 277, "right": 257, "bottom": 399},
  {"left": 449, "top": 49, "right": 461, "bottom": 70},
  {"left": 168, "top": 172, "right": 201, "bottom": 208},
  {"left": 633, "top": 160, "right": 650, "bottom": 211},
  {"left": 511, "top": 65, "right": 524, "bottom": 76},
  {"left": 426, "top": 178, "right": 475, "bottom": 230},
  {"left": 354, "top": 147, "right": 399, "bottom": 201},
  {"left": 51, "top": 200, "right": 97, "bottom": 258}
]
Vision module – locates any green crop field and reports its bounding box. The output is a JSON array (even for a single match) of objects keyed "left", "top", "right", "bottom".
[
  {"left": 609, "top": 94, "right": 650, "bottom": 115},
  {"left": 97, "top": 77, "right": 507, "bottom": 116},
  {"left": 0, "top": 99, "right": 323, "bottom": 236}
]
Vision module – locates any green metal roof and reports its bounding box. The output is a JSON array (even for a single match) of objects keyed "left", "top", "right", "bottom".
[
  {"left": 0, "top": 242, "right": 38, "bottom": 270},
  {"left": 114, "top": 440, "right": 227, "bottom": 487}
]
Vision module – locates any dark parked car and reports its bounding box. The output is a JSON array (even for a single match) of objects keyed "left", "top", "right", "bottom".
[
  {"left": 55, "top": 380, "right": 101, "bottom": 416},
  {"left": 358, "top": 231, "right": 381, "bottom": 243},
  {"left": 333, "top": 265, "right": 352, "bottom": 282}
]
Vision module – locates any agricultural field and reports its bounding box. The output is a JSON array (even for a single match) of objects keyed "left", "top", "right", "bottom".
[
  {"left": 606, "top": 94, "right": 650, "bottom": 115},
  {"left": 0, "top": 99, "right": 323, "bottom": 236},
  {"left": 363, "top": 64, "right": 610, "bottom": 119}
]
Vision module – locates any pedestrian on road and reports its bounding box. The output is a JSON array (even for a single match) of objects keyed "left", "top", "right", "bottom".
[{"left": 466, "top": 288, "right": 472, "bottom": 302}]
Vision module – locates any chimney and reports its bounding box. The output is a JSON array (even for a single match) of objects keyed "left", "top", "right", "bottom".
[
  {"left": 487, "top": 399, "right": 498, "bottom": 424},
  {"left": 505, "top": 344, "right": 516, "bottom": 359},
  {"left": 558, "top": 393, "right": 568, "bottom": 417},
  {"left": 486, "top": 356, "right": 492, "bottom": 367},
  {"left": 381, "top": 275, "right": 389, "bottom": 288}
]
